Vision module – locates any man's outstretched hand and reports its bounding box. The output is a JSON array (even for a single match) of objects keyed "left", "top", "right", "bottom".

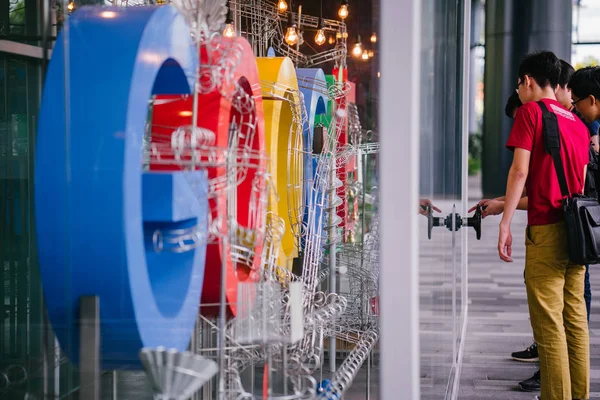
[
  {"left": 481, "top": 199, "right": 504, "bottom": 218},
  {"left": 469, "top": 199, "right": 505, "bottom": 219},
  {"left": 469, "top": 199, "right": 492, "bottom": 213},
  {"left": 419, "top": 199, "right": 441, "bottom": 216}
]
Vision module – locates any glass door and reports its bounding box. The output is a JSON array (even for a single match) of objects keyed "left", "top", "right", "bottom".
[{"left": 418, "top": 0, "right": 471, "bottom": 398}]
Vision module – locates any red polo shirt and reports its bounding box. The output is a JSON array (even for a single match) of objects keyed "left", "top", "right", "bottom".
[{"left": 506, "top": 98, "right": 590, "bottom": 226}]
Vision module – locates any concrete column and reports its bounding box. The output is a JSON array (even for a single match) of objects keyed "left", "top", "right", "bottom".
[
  {"left": 482, "top": 0, "right": 572, "bottom": 197},
  {"left": 380, "top": 0, "right": 421, "bottom": 397}
]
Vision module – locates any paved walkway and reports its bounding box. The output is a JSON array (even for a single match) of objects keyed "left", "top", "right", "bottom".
[
  {"left": 457, "top": 206, "right": 600, "bottom": 399},
  {"left": 354, "top": 176, "right": 600, "bottom": 399}
]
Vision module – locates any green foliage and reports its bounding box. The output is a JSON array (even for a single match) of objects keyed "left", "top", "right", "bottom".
[
  {"left": 468, "top": 155, "right": 481, "bottom": 176},
  {"left": 9, "top": 1, "right": 25, "bottom": 25},
  {"left": 468, "top": 132, "right": 482, "bottom": 176}
]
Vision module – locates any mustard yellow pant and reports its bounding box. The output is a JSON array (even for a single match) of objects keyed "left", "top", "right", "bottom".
[{"left": 525, "top": 222, "right": 589, "bottom": 400}]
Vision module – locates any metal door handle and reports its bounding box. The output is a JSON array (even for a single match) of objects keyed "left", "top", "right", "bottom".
[{"left": 427, "top": 205, "right": 482, "bottom": 240}]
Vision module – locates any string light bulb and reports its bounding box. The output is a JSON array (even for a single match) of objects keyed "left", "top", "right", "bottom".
[
  {"left": 315, "top": 30, "right": 325, "bottom": 46},
  {"left": 368, "top": 49, "right": 374, "bottom": 58},
  {"left": 223, "top": 3, "right": 235, "bottom": 37},
  {"left": 315, "top": 18, "right": 326, "bottom": 46},
  {"left": 284, "top": 13, "right": 298, "bottom": 46},
  {"left": 370, "top": 32, "right": 377, "bottom": 43},
  {"left": 338, "top": 0, "right": 349, "bottom": 19},
  {"left": 223, "top": 21, "right": 235, "bottom": 37},
  {"left": 67, "top": 0, "right": 75, "bottom": 12},
  {"left": 342, "top": 31, "right": 348, "bottom": 39},
  {"left": 328, "top": 35, "right": 335, "bottom": 44},
  {"left": 361, "top": 49, "right": 369, "bottom": 60},
  {"left": 336, "top": 31, "right": 342, "bottom": 39},
  {"left": 352, "top": 35, "right": 363, "bottom": 57},
  {"left": 277, "top": 0, "right": 288, "bottom": 12},
  {"left": 285, "top": 27, "right": 298, "bottom": 45}
]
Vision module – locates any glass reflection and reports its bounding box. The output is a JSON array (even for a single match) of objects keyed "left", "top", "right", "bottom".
[{"left": 419, "top": 0, "right": 467, "bottom": 396}]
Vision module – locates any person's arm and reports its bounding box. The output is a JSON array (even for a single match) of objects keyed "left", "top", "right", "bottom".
[
  {"left": 469, "top": 188, "right": 526, "bottom": 213},
  {"left": 491, "top": 189, "right": 526, "bottom": 202},
  {"left": 479, "top": 196, "right": 527, "bottom": 218},
  {"left": 499, "top": 148, "right": 531, "bottom": 262}
]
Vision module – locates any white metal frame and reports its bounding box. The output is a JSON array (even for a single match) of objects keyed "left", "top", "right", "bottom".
[
  {"left": 380, "top": 0, "right": 473, "bottom": 397},
  {"left": 379, "top": 0, "right": 421, "bottom": 399},
  {"left": 0, "top": 40, "right": 51, "bottom": 59},
  {"left": 451, "top": 0, "right": 472, "bottom": 398}
]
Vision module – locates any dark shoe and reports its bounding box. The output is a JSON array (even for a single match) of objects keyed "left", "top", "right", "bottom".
[
  {"left": 519, "top": 370, "right": 540, "bottom": 392},
  {"left": 512, "top": 342, "right": 539, "bottom": 362}
]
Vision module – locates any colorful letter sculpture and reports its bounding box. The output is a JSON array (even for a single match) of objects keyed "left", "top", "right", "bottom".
[
  {"left": 297, "top": 68, "right": 328, "bottom": 252},
  {"left": 35, "top": 6, "right": 208, "bottom": 369},
  {"left": 257, "top": 57, "right": 304, "bottom": 271},
  {"left": 149, "top": 36, "right": 266, "bottom": 316},
  {"left": 325, "top": 73, "right": 348, "bottom": 237}
]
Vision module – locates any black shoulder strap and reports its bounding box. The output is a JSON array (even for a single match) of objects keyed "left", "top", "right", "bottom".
[{"left": 537, "top": 101, "right": 570, "bottom": 197}]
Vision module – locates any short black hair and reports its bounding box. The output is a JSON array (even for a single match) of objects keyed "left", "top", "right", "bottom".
[
  {"left": 518, "top": 51, "right": 561, "bottom": 90},
  {"left": 505, "top": 91, "right": 522, "bottom": 118},
  {"left": 569, "top": 66, "right": 600, "bottom": 100},
  {"left": 559, "top": 59, "right": 574, "bottom": 88}
]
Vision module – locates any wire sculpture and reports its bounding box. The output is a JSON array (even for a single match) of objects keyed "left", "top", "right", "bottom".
[{"left": 68, "top": 1, "right": 381, "bottom": 398}]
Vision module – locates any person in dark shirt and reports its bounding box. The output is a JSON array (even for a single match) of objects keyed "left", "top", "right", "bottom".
[
  {"left": 570, "top": 66, "right": 600, "bottom": 136},
  {"left": 505, "top": 90, "right": 523, "bottom": 119}
]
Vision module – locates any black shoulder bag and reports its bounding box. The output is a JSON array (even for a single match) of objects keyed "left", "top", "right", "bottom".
[{"left": 538, "top": 100, "right": 600, "bottom": 265}]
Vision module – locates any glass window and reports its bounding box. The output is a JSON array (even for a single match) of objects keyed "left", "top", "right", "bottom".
[
  {"left": 573, "top": 1, "right": 600, "bottom": 68},
  {"left": 419, "top": 0, "right": 467, "bottom": 396},
  {"left": 0, "top": 53, "right": 46, "bottom": 400}
]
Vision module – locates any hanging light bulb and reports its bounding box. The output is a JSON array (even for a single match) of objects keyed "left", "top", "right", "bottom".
[
  {"left": 336, "top": 31, "right": 342, "bottom": 39},
  {"left": 284, "top": 13, "right": 298, "bottom": 46},
  {"left": 361, "top": 49, "right": 369, "bottom": 60},
  {"left": 352, "top": 35, "right": 363, "bottom": 57},
  {"left": 277, "top": 0, "right": 288, "bottom": 12},
  {"left": 338, "top": 0, "right": 349, "bottom": 19},
  {"left": 368, "top": 49, "right": 374, "bottom": 58},
  {"left": 342, "top": 31, "right": 348, "bottom": 39},
  {"left": 223, "top": 3, "right": 235, "bottom": 37},
  {"left": 285, "top": 27, "right": 298, "bottom": 45},
  {"left": 328, "top": 35, "right": 335, "bottom": 45},
  {"left": 315, "top": 18, "right": 326, "bottom": 46},
  {"left": 67, "top": 0, "right": 75, "bottom": 12},
  {"left": 223, "top": 20, "right": 235, "bottom": 37},
  {"left": 370, "top": 32, "right": 377, "bottom": 43},
  {"left": 314, "top": 29, "right": 325, "bottom": 46}
]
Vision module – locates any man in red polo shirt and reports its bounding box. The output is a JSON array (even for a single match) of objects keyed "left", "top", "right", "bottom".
[{"left": 499, "top": 51, "right": 590, "bottom": 400}]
